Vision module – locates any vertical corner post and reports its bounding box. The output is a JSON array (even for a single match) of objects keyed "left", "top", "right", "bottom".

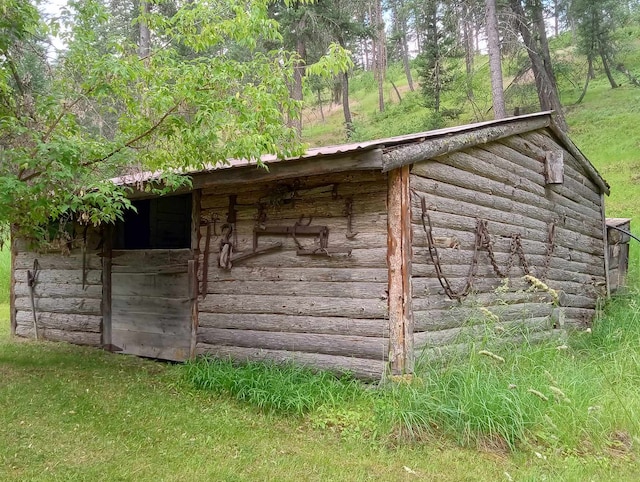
[{"left": 387, "top": 165, "right": 414, "bottom": 375}]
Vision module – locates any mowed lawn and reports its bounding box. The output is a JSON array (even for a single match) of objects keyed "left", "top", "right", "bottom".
[{"left": 0, "top": 301, "right": 639, "bottom": 481}]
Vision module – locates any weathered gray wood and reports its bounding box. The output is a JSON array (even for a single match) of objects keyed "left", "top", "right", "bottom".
[
  {"left": 207, "top": 280, "right": 387, "bottom": 299},
  {"left": 14, "top": 296, "right": 102, "bottom": 315},
  {"left": 197, "top": 313, "right": 388, "bottom": 337},
  {"left": 15, "top": 324, "right": 101, "bottom": 346},
  {"left": 205, "top": 247, "right": 388, "bottom": 269},
  {"left": 12, "top": 269, "right": 102, "bottom": 285},
  {"left": 14, "top": 282, "right": 103, "bottom": 299},
  {"left": 201, "top": 170, "right": 387, "bottom": 199},
  {"left": 197, "top": 328, "right": 388, "bottom": 360},
  {"left": 16, "top": 311, "right": 102, "bottom": 332},
  {"left": 14, "top": 251, "right": 102, "bottom": 270},
  {"left": 381, "top": 115, "right": 550, "bottom": 171},
  {"left": 600, "top": 193, "right": 611, "bottom": 297},
  {"left": 112, "top": 272, "right": 190, "bottom": 297},
  {"left": 411, "top": 290, "right": 553, "bottom": 312},
  {"left": 387, "top": 165, "right": 414, "bottom": 374},
  {"left": 111, "top": 312, "right": 191, "bottom": 335},
  {"left": 412, "top": 223, "right": 604, "bottom": 269},
  {"left": 411, "top": 162, "right": 601, "bottom": 223},
  {"left": 112, "top": 295, "right": 191, "bottom": 316},
  {"left": 410, "top": 173, "right": 602, "bottom": 240},
  {"left": 413, "top": 303, "right": 554, "bottom": 332},
  {"left": 410, "top": 204, "right": 604, "bottom": 258},
  {"left": 563, "top": 307, "right": 596, "bottom": 328},
  {"left": 478, "top": 142, "right": 603, "bottom": 207},
  {"left": 198, "top": 294, "right": 387, "bottom": 318},
  {"left": 190, "top": 149, "right": 384, "bottom": 190},
  {"left": 414, "top": 316, "right": 553, "bottom": 348},
  {"left": 528, "top": 128, "right": 609, "bottom": 195},
  {"left": 208, "top": 267, "right": 389, "bottom": 283},
  {"left": 195, "top": 344, "right": 385, "bottom": 379},
  {"left": 111, "top": 249, "right": 193, "bottom": 267},
  {"left": 102, "top": 224, "right": 112, "bottom": 348},
  {"left": 111, "top": 329, "right": 190, "bottom": 361}
]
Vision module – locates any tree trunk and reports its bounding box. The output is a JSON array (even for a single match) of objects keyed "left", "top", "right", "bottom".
[
  {"left": 600, "top": 49, "right": 619, "bottom": 88},
  {"left": 486, "top": 0, "right": 507, "bottom": 118},
  {"left": 139, "top": 0, "right": 151, "bottom": 61},
  {"left": 396, "top": 0, "right": 415, "bottom": 92},
  {"left": 509, "top": 0, "right": 568, "bottom": 131},
  {"left": 288, "top": 18, "right": 306, "bottom": 137},
  {"left": 374, "top": 0, "right": 386, "bottom": 112},
  {"left": 576, "top": 56, "right": 593, "bottom": 104},
  {"left": 462, "top": 1, "right": 474, "bottom": 100},
  {"left": 342, "top": 71, "right": 354, "bottom": 138}
]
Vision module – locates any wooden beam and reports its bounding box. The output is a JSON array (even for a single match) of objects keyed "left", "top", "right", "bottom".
[
  {"left": 387, "top": 165, "right": 414, "bottom": 375},
  {"left": 601, "top": 193, "right": 611, "bottom": 298},
  {"left": 382, "top": 116, "right": 551, "bottom": 172},
  {"left": 190, "top": 190, "right": 201, "bottom": 359},
  {"left": 101, "top": 225, "right": 112, "bottom": 346}
]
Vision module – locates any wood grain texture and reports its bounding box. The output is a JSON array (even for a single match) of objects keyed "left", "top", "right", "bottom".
[
  {"left": 15, "top": 324, "right": 101, "bottom": 345},
  {"left": 195, "top": 344, "right": 385, "bottom": 379},
  {"left": 197, "top": 328, "right": 388, "bottom": 360},
  {"left": 15, "top": 311, "right": 101, "bottom": 332},
  {"left": 15, "top": 296, "right": 102, "bottom": 315}
]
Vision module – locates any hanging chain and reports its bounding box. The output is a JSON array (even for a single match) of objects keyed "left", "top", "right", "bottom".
[
  {"left": 420, "top": 197, "right": 482, "bottom": 300},
  {"left": 419, "top": 195, "right": 556, "bottom": 300}
]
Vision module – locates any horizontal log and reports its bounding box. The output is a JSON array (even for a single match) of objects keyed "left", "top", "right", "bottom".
[
  {"left": 206, "top": 280, "right": 387, "bottom": 300},
  {"left": 414, "top": 316, "right": 553, "bottom": 349},
  {"left": 197, "top": 313, "right": 388, "bottom": 337},
  {"left": 111, "top": 249, "right": 193, "bottom": 267},
  {"left": 412, "top": 223, "right": 604, "bottom": 269},
  {"left": 412, "top": 159, "right": 601, "bottom": 221},
  {"left": 477, "top": 143, "right": 602, "bottom": 208},
  {"left": 413, "top": 303, "right": 554, "bottom": 332},
  {"left": 381, "top": 115, "right": 550, "bottom": 171},
  {"left": 197, "top": 328, "right": 388, "bottom": 360},
  {"left": 15, "top": 324, "right": 101, "bottom": 346},
  {"left": 500, "top": 135, "right": 590, "bottom": 186},
  {"left": 412, "top": 192, "right": 603, "bottom": 255},
  {"left": 15, "top": 311, "right": 102, "bottom": 333},
  {"left": 13, "top": 269, "right": 103, "bottom": 286},
  {"left": 201, "top": 181, "right": 387, "bottom": 211},
  {"left": 523, "top": 130, "right": 608, "bottom": 195},
  {"left": 14, "top": 251, "right": 102, "bottom": 270},
  {"left": 205, "top": 247, "right": 388, "bottom": 270},
  {"left": 112, "top": 312, "right": 191, "bottom": 336},
  {"left": 207, "top": 267, "right": 388, "bottom": 283},
  {"left": 195, "top": 344, "right": 385, "bottom": 379},
  {"left": 411, "top": 291, "right": 554, "bottom": 312},
  {"left": 198, "top": 294, "right": 387, "bottom": 319},
  {"left": 14, "top": 296, "right": 102, "bottom": 315},
  {"left": 112, "top": 295, "right": 191, "bottom": 316},
  {"left": 410, "top": 174, "right": 602, "bottom": 240},
  {"left": 190, "top": 149, "right": 384, "bottom": 190},
  {"left": 200, "top": 170, "right": 387, "bottom": 198},
  {"left": 14, "top": 282, "right": 103, "bottom": 299},
  {"left": 410, "top": 205, "right": 604, "bottom": 258},
  {"left": 112, "top": 272, "right": 191, "bottom": 297},
  {"left": 563, "top": 307, "right": 596, "bottom": 328}
]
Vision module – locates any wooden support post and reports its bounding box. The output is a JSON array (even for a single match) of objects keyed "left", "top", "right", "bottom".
[
  {"left": 190, "top": 189, "right": 201, "bottom": 359},
  {"left": 101, "top": 224, "right": 112, "bottom": 347},
  {"left": 601, "top": 193, "right": 611, "bottom": 298},
  {"left": 387, "top": 165, "right": 414, "bottom": 375}
]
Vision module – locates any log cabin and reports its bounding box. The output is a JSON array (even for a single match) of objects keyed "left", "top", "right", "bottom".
[{"left": 9, "top": 112, "right": 615, "bottom": 379}]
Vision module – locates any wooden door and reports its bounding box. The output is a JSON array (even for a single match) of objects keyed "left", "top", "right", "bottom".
[{"left": 110, "top": 249, "right": 192, "bottom": 361}]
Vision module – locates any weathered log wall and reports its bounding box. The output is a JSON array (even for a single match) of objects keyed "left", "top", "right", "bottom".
[
  {"left": 196, "top": 170, "right": 389, "bottom": 378},
  {"left": 410, "top": 129, "right": 607, "bottom": 359},
  {"left": 13, "top": 229, "right": 103, "bottom": 346}
]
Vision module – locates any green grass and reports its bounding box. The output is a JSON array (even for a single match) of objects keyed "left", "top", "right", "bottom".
[{"left": 0, "top": 247, "right": 9, "bottom": 305}]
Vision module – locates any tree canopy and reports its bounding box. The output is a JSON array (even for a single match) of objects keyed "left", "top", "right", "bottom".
[{"left": 0, "top": 0, "right": 349, "bottom": 241}]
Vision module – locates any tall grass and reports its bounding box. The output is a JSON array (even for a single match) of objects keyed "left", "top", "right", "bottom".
[{"left": 185, "top": 296, "right": 640, "bottom": 454}]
